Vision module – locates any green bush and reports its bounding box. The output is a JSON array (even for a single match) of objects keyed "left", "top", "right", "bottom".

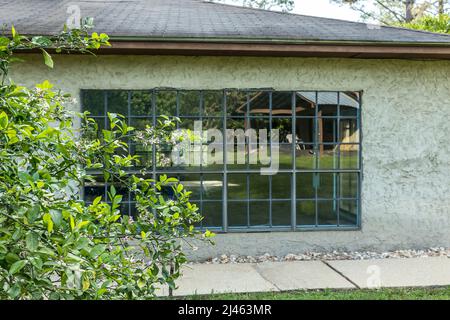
[{"left": 0, "top": 26, "right": 212, "bottom": 299}]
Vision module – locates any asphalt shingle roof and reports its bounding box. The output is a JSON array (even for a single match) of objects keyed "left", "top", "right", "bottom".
[{"left": 1, "top": 0, "right": 450, "bottom": 44}]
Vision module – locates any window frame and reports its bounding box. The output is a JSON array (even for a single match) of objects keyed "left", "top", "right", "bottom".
[{"left": 81, "top": 89, "right": 362, "bottom": 233}]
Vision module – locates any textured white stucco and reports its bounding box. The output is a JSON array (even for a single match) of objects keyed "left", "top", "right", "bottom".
[{"left": 11, "top": 54, "right": 450, "bottom": 260}]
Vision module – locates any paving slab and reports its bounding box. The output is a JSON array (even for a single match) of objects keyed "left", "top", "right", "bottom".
[
  {"left": 161, "top": 263, "right": 279, "bottom": 296},
  {"left": 255, "top": 261, "right": 356, "bottom": 290},
  {"left": 328, "top": 257, "right": 450, "bottom": 288}
]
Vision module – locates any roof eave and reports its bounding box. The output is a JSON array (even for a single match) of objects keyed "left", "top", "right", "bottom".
[{"left": 96, "top": 37, "right": 450, "bottom": 60}]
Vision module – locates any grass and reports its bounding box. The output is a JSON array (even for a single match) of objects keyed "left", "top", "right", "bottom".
[{"left": 182, "top": 287, "right": 450, "bottom": 300}]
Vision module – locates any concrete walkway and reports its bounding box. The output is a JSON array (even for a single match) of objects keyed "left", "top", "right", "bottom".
[{"left": 159, "top": 257, "right": 450, "bottom": 296}]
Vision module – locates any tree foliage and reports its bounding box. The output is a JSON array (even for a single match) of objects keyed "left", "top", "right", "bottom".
[
  {"left": 400, "top": 13, "right": 450, "bottom": 32},
  {"left": 0, "top": 26, "right": 212, "bottom": 299},
  {"left": 331, "top": 0, "right": 449, "bottom": 24}
]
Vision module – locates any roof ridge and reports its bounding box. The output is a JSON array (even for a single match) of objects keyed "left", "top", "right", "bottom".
[{"left": 203, "top": 0, "right": 450, "bottom": 39}]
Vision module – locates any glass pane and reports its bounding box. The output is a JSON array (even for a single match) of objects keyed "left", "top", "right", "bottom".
[
  {"left": 295, "top": 145, "right": 315, "bottom": 170},
  {"left": 272, "top": 173, "right": 291, "bottom": 199},
  {"left": 296, "top": 173, "right": 315, "bottom": 199},
  {"left": 339, "top": 92, "right": 359, "bottom": 117},
  {"left": 201, "top": 201, "right": 223, "bottom": 228},
  {"left": 129, "top": 117, "right": 151, "bottom": 130},
  {"left": 339, "top": 200, "right": 358, "bottom": 226},
  {"left": 82, "top": 117, "right": 105, "bottom": 139},
  {"left": 82, "top": 90, "right": 104, "bottom": 116},
  {"left": 131, "top": 91, "right": 152, "bottom": 116},
  {"left": 156, "top": 149, "right": 174, "bottom": 169},
  {"left": 179, "top": 91, "right": 200, "bottom": 116},
  {"left": 340, "top": 173, "right": 358, "bottom": 199},
  {"left": 317, "top": 173, "right": 338, "bottom": 199},
  {"left": 156, "top": 90, "right": 177, "bottom": 115},
  {"left": 248, "top": 91, "right": 270, "bottom": 117},
  {"left": 249, "top": 201, "right": 270, "bottom": 226},
  {"left": 130, "top": 203, "right": 138, "bottom": 218},
  {"left": 249, "top": 118, "right": 270, "bottom": 134},
  {"left": 320, "top": 118, "right": 338, "bottom": 143},
  {"left": 296, "top": 117, "right": 314, "bottom": 144},
  {"left": 247, "top": 143, "right": 272, "bottom": 170},
  {"left": 84, "top": 183, "right": 105, "bottom": 203},
  {"left": 317, "top": 145, "right": 338, "bottom": 169},
  {"left": 226, "top": 91, "right": 247, "bottom": 117},
  {"left": 107, "top": 91, "right": 128, "bottom": 116},
  {"left": 228, "top": 201, "right": 248, "bottom": 227},
  {"left": 340, "top": 145, "right": 359, "bottom": 169},
  {"left": 130, "top": 143, "right": 152, "bottom": 168},
  {"left": 202, "top": 174, "right": 223, "bottom": 200},
  {"left": 227, "top": 143, "right": 248, "bottom": 170},
  {"left": 340, "top": 119, "right": 359, "bottom": 143},
  {"left": 227, "top": 174, "right": 248, "bottom": 200},
  {"left": 296, "top": 200, "right": 316, "bottom": 226},
  {"left": 178, "top": 174, "right": 201, "bottom": 200},
  {"left": 272, "top": 118, "right": 293, "bottom": 143},
  {"left": 249, "top": 174, "right": 269, "bottom": 199},
  {"left": 278, "top": 144, "right": 293, "bottom": 169},
  {"left": 318, "top": 92, "right": 338, "bottom": 116},
  {"left": 203, "top": 91, "right": 223, "bottom": 116},
  {"left": 318, "top": 200, "right": 338, "bottom": 225},
  {"left": 272, "top": 92, "right": 293, "bottom": 116},
  {"left": 296, "top": 91, "right": 316, "bottom": 117},
  {"left": 272, "top": 201, "right": 291, "bottom": 226}
]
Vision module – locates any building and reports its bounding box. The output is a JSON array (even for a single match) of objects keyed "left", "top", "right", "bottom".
[{"left": 4, "top": 0, "right": 450, "bottom": 260}]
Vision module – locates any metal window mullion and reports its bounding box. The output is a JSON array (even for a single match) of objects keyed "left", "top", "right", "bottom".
[
  {"left": 291, "top": 91, "right": 297, "bottom": 231},
  {"left": 151, "top": 90, "right": 157, "bottom": 214},
  {"left": 314, "top": 91, "right": 319, "bottom": 227},
  {"left": 127, "top": 91, "right": 132, "bottom": 216},
  {"left": 104, "top": 91, "right": 109, "bottom": 200},
  {"left": 199, "top": 91, "right": 203, "bottom": 171},
  {"left": 357, "top": 92, "right": 363, "bottom": 228},
  {"left": 337, "top": 92, "right": 341, "bottom": 226},
  {"left": 222, "top": 90, "right": 228, "bottom": 232},
  {"left": 269, "top": 91, "right": 273, "bottom": 228}
]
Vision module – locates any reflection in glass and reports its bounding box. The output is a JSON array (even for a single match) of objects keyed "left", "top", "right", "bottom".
[
  {"left": 272, "top": 173, "right": 291, "bottom": 199},
  {"left": 297, "top": 200, "right": 316, "bottom": 226},
  {"left": 339, "top": 200, "right": 358, "bottom": 225},
  {"left": 201, "top": 201, "right": 223, "bottom": 228},
  {"left": 340, "top": 173, "right": 358, "bottom": 199},
  {"left": 340, "top": 144, "right": 359, "bottom": 169},
  {"left": 250, "top": 201, "right": 270, "bottom": 226},
  {"left": 203, "top": 91, "right": 223, "bottom": 116},
  {"left": 179, "top": 91, "right": 200, "bottom": 116},
  {"left": 228, "top": 201, "right": 247, "bottom": 227},
  {"left": 296, "top": 173, "right": 315, "bottom": 199},
  {"left": 340, "top": 118, "right": 359, "bottom": 143},
  {"left": 131, "top": 91, "right": 152, "bottom": 116},
  {"left": 82, "top": 90, "right": 104, "bottom": 116},
  {"left": 318, "top": 200, "right": 338, "bottom": 225},
  {"left": 107, "top": 91, "right": 128, "bottom": 115},
  {"left": 156, "top": 90, "right": 177, "bottom": 115},
  {"left": 272, "top": 201, "right": 291, "bottom": 226}
]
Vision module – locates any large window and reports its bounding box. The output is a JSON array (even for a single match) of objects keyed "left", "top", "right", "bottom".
[{"left": 82, "top": 90, "right": 361, "bottom": 232}]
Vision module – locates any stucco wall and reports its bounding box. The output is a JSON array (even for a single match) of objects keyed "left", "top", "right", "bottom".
[{"left": 11, "top": 54, "right": 450, "bottom": 260}]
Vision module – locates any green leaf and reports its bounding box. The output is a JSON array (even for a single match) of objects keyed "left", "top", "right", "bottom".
[
  {"left": 9, "top": 260, "right": 28, "bottom": 275},
  {"left": 43, "top": 213, "right": 54, "bottom": 233},
  {"left": 26, "top": 232, "right": 39, "bottom": 251},
  {"left": 41, "top": 49, "right": 54, "bottom": 68},
  {"left": 26, "top": 205, "right": 40, "bottom": 223},
  {"left": 7, "top": 285, "right": 21, "bottom": 299},
  {"left": 0, "top": 111, "right": 9, "bottom": 130},
  {"left": 49, "top": 209, "right": 62, "bottom": 227}
]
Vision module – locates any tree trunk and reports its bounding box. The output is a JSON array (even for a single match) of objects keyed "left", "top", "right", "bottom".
[
  {"left": 405, "top": 0, "right": 414, "bottom": 22},
  {"left": 438, "top": 0, "right": 445, "bottom": 15}
]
